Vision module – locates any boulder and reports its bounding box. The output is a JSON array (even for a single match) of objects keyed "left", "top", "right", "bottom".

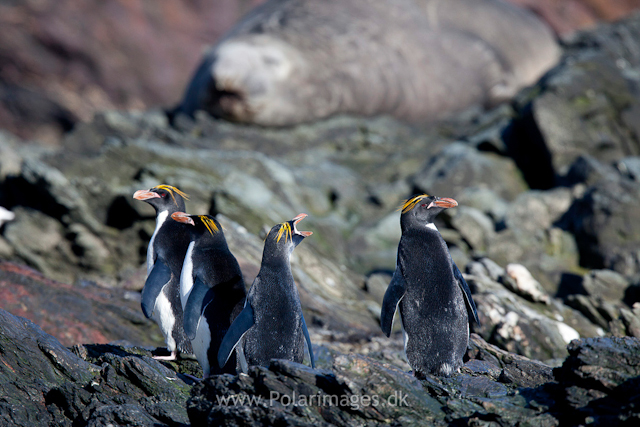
[
  {"left": 412, "top": 142, "right": 528, "bottom": 202},
  {"left": 560, "top": 174, "right": 640, "bottom": 276},
  {"left": 552, "top": 336, "right": 640, "bottom": 425},
  {"left": 0, "top": 308, "right": 195, "bottom": 426}
]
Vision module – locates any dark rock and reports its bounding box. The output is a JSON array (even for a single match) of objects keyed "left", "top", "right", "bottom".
[
  {"left": 552, "top": 337, "right": 640, "bottom": 425},
  {"left": 582, "top": 269, "right": 629, "bottom": 302},
  {"left": 0, "top": 309, "right": 96, "bottom": 426},
  {"left": 563, "top": 155, "right": 621, "bottom": 186},
  {"left": 187, "top": 336, "right": 556, "bottom": 427},
  {"left": 560, "top": 175, "right": 640, "bottom": 276},
  {"left": 0, "top": 308, "right": 194, "bottom": 426},
  {"left": 506, "top": 13, "right": 640, "bottom": 189}
]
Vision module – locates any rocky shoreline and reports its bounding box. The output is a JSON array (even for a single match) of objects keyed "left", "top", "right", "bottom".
[
  {"left": 1, "top": 11, "right": 640, "bottom": 427},
  {"left": 2, "top": 305, "right": 639, "bottom": 426}
]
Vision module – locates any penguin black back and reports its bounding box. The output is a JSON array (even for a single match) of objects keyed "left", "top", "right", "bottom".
[
  {"left": 172, "top": 212, "right": 246, "bottom": 376},
  {"left": 381, "top": 194, "right": 479, "bottom": 377},
  {"left": 218, "top": 214, "right": 315, "bottom": 371}
]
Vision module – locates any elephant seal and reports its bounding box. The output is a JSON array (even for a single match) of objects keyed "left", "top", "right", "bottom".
[{"left": 177, "top": 0, "right": 560, "bottom": 125}]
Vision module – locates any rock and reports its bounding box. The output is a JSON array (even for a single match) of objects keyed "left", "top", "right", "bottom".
[
  {"left": 486, "top": 189, "right": 581, "bottom": 294},
  {"left": 505, "top": 263, "right": 551, "bottom": 304},
  {"left": 566, "top": 294, "right": 612, "bottom": 330},
  {"left": 0, "top": 261, "right": 163, "bottom": 348},
  {"left": 0, "top": 308, "right": 195, "bottom": 426},
  {"left": 218, "top": 215, "right": 381, "bottom": 335},
  {"left": 560, "top": 175, "right": 640, "bottom": 276},
  {"left": 582, "top": 269, "right": 629, "bottom": 302},
  {"left": 454, "top": 187, "right": 510, "bottom": 224},
  {"left": 450, "top": 206, "right": 495, "bottom": 253},
  {"left": 552, "top": 337, "right": 640, "bottom": 425},
  {"left": 187, "top": 335, "right": 556, "bottom": 427},
  {"left": 617, "top": 156, "right": 640, "bottom": 181},
  {"left": 505, "top": 13, "right": 640, "bottom": 189},
  {"left": 564, "top": 155, "right": 621, "bottom": 187},
  {"left": 2, "top": 207, "right": 78, "bottom": 282},
  {"left": 412, "top": 142, "right": 528, "bottom": 202},
  {"left": 509, "top": 0, "right": 640, "bottom": 36},
  {"left": 0, "top": 205, "right": 14, "bottom": 226},
  {"left": 467, "top": 267, "right": 599, "bottom": 361}
]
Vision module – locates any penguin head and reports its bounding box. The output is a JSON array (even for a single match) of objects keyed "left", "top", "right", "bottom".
[
  {"left": 133, "top": 185, "right": 188, "bottom": 213},
  {"left": 264, "top": 213, "right": 312, "bottom": 257},
  {"left": 400, "top": 194, "right": 458, "bottom": 231},
  {"left": 171, "top": 212, "right": 224, "bottom": 242}
]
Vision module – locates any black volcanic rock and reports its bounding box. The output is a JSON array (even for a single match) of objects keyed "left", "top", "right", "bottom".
[
  {"left": 0, "top": 308, "right": 196, "bottom": 426},
  {"left": 553, "top": 337, "right": 640, "bottom": 425},
  {"left": 560, "top": 172, "right": 640, "bottom": 276},
  {"left": 187, "top": 335, "right": 555, "bottom": 427}
]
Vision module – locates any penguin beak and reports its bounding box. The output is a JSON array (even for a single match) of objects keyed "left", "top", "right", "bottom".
[
  {"left": 430, "top": 197, "right": 458, "bottom": 209},
  {"left": 133, "top": 189, "right": 160, "bottom": 201},
  {"left": 292, "top": 213, "right": 313, "bottom": 237},
  {"left": 171, "top": 211, "right": 195, "bottom": 226}
]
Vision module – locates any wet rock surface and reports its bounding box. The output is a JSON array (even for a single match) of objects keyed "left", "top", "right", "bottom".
[
  {"left": 1, "top": 9, "right": 640, "bottom": 427},
  {"left": 0, "top": 308, "right": 197, "bottom": 427}
]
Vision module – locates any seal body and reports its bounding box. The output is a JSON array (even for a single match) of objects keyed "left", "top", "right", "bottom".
[
  {"left": 133, "top": 185, "right": 193, "bottom": 358},
  {"left": 177, "top": 0, "right": 559, "bottom": 125},
  {"left": 218, "top": 214, "right": 315, "bottom": 371},
  {"left": 173, "top": 213, "right": 246, "bottom": 377},
  {"left": 381, "top": 195, "right": 479, "bottom": 377}
]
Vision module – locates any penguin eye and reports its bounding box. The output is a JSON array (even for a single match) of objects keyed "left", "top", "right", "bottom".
[{"left": 421, "top": 203, "right": 427, "bottom": 207}]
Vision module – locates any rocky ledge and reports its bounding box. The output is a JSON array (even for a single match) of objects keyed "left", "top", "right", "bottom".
[{"left": 2, "top": 306, "right": 639, "bottom": 426}]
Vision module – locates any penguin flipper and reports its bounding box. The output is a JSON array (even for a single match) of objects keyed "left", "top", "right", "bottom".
[
  {"left": 380, "top": 272, "right": 407, "bottom": 337},
  {"left": 218, "top": 301, "right": 255, "bottom": 369},
  {"left": 183, "top": 276, "right": 214, "bottom": 340},
  {"left": 453, "top": 262, "right": 480, "bottom": 326},
  {"left": 300, "top": 315, "right": 315, "bottom": 369},
  {"left": 141, "top": 259, "right": 172, "bottom": 318}
]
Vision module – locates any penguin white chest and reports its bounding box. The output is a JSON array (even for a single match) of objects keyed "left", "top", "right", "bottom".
[
  {"left": 152, "top": 291, "right": 176, "bottom": 351},
  {"left": 179, "top": 241, "right": 196, "bottom": 309},
  {"left": 147, "top": 210, "right": 169, "bottom": 274}
]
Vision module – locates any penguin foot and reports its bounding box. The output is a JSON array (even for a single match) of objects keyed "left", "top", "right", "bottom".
[
  {"left": 182, "top": 373, "right": 202, "bottom": 382},
  {"left": 153, "top": 351, "right": 177, "bottom": 361}
]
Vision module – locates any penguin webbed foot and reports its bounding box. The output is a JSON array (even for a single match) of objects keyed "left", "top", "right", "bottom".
[
  {"left": 181, "top": 373, "right": 203, "bottom": 383},
  {"left": 153, "top": 350, "right": 177, "bottom": 361}
]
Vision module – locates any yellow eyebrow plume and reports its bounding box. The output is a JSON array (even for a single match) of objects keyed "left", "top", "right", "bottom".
[
  {"left": 199, "top": 215, "right": 219, "bottom": 235},
  {"left": 276, "top": 222, "right": 292, "bottom": 243},
  {"left": 153, "top": 185, "right": 189, "bottom": 206},
  {"left": 400, "top": 194, "right": 430, "bottom": 214}
]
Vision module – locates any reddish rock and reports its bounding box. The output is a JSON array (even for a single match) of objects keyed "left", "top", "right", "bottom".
[
  {"left": 509, "top": 0, "right": 640, "bottom": 35},
  {"left": 0, "top": 260, "right": 161, "bottom": 347}
]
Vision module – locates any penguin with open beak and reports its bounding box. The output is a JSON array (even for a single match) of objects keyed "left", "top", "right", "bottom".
[
  {"left": 381, "top": 194, "right": 480, "bottom": 377},
  {"left": 133, "top": 185, "right": 193, "bottom": 360},
  {"left": 218, "top": 213, "right": 315, "bottom": 372},
  {"left": 171, "top": 212, "right": 247, "bottom": 377}
]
